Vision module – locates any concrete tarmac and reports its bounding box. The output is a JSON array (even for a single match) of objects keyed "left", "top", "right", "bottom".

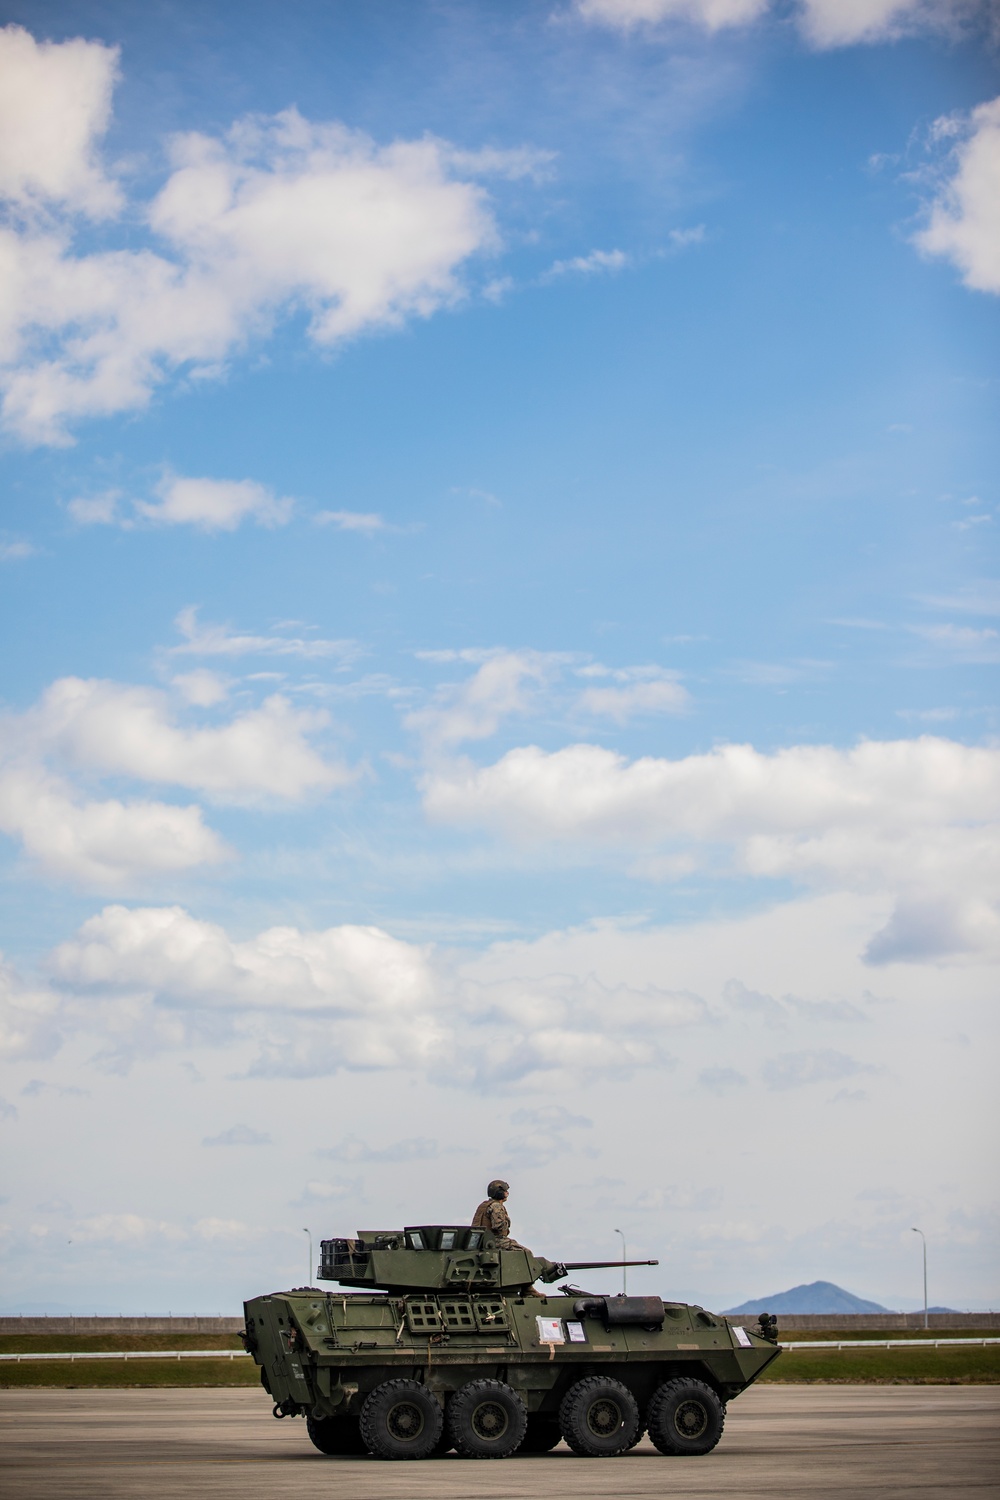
[{"left": 1, "top": 1385, "right": 997, "bottom": 1498}]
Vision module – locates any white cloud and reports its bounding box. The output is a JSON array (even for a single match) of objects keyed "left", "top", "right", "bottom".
[
  {"left": 0, "top": 33, "right": 513, "bottom": 444},
  {"left": 797, "top": 0, "right": 976, "bottom": 48},
  {"left": 576, "top": 666, "right": 689, "bottom": 722},
  {"left": 422, "top": 737, "right": 1000, "bottom": 961},
  {"left": 170, "top": 605, "right": 359, "bottom": 662},
  {"left": 51, "top": 904, "right": 449, "bottom": 1073},
  {"left": 0, "top": 956, "right": 63, "bottom": 1062},
  {"left": 574, "top": 0, "right": 769, "bottom": 31},
  {"left": 170, "top": 670, "right": 230, "bottom": 708},
  {"left": 44, "top": 904, "right": 710, "bottom": 1085},
  {"left": 406, "top": 650, "right": 563, "bottom": 748},
  {"left": 574, "top": 0, "right": 987, "bottom": 46},
  {"left": 0, "top": 762, "right": 226, "bottom": 887},
  {"left": 314, "top": 510, "right": 388, "bottom": 534},
  {"left": 0, "top": 540, "right": 34, "bottom": 561},
  {"left": 546, "top": 248, "right": 629, "bottom": 278},
  {"left": 27, "top": 675, "right": 347, "bottom": 802},
  {"left": 668, "top": 225, "right": 707, "bottom": 248},
  {"left": 0, "top": 25, "right": 122, "bottom": 217},
  {"left": 69, "top": 475, "right": 294, "bottom": 531},
  {"left": 917, "top": 96, "right": 1000, "bottom": 296},
  {"left": 66, "top": 490, "right": 121, "bottom": 525},
  {"left": 135, "top": 475, "right": 293, "bottom": 531}
]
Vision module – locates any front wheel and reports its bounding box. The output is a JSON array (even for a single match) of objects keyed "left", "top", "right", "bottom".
[
  {"left": 559, "top": 1376, "right": 640, "bottom": 1457},
  {"left": 447, "top": 1379, "right": 527, "bottom": 1458},
  {"left": 359, "top": 1379, "right": 443, "bottom": 1460},
  {"left": 305, "top": 1414, "right": 367, "bottom": 1456},
  {"left": 646, "top": 1378, "right": 725, "bottom": 1456}
]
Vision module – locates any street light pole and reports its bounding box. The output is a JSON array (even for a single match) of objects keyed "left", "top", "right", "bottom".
[
  {"left": 303, "top": 1227, "right": 313, "bottom": 1288},
  {"left": 614, "top": 1228, "right": 627, "bottom": 1295},
  {"left": 911, "top": 1227, "right": 927, "bottom": 1329}
]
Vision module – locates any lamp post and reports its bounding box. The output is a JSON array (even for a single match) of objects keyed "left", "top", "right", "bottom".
[
  {"left": 614, "top": 1228, "right": 627, "bottom": 1294},
  {"left": 303, "top": 1227, "right": 313, "bottom": 1287},
  {"left": 911, "top": 1227, "right": 927, "bottom": 1329}
]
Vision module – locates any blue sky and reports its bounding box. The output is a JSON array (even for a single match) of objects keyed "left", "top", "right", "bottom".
[{"left": 0, "top": 0, "right": 997, "bottom": 1315}]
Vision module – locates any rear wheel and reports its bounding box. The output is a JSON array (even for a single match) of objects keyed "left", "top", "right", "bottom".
[
  {"left": 359, "top": 1379, "right": 443, "bottom": 1460},
  {"left": 646, "top": 1378, "right": 725, "bottom": 1456},
  {"left": 306, "top": 1414, "right": 367, "bottom": 1456},
  {"left": 516, "top": 1414, "right": 562, "bottom": 1454},
  {"left": 447, "top": 1379, "right": 527, "bottom": 1458},
  {"left": 559, "top": 1376, "right": 640, "bottom": 1457}
]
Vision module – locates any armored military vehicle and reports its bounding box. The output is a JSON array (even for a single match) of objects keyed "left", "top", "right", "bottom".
[{"left": 242, "top": 1224, "right": 781, "bottom": 1460}]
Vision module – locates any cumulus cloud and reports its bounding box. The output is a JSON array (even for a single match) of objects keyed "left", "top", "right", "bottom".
[
  {"left": 797, "top": 0, "right": 979, "bottom": 48},
  {"left": 132, "top": 475, "right": 293, "bottom": 531},
  {"left": 0, "top": 956, "right": 64, "bottom": 1062},
  {"left": 916, "top": 96, "right": 1000, "bottom": 297},
  {"left": 26, "top": 675, "right": 347, "bottom": 802},
  {"left": 0, "top": 26, "right": 122, "bottom": 217},
  {"left": 406, "top": 650, "right": 564, "bottom": 748},
  {"left": 0, "top": 32, "right": 518, "bottom": 445},
  {"left": 574, "top": 0, "right": 768, "bottom": 31},
  {"left": 0, "top": 762, "right": 227, "bottom": 887},
  {"left": 422, "top": 737, "right": 1000, "bottom": 961},
  {"left": 44, "top": 904, "right": 710, "bottom": 1085},
  {"left": 0, "top": 667, "right": 352, "bottom": 885}
]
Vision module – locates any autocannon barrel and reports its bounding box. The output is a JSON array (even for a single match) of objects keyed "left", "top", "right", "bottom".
[{"left": 560, "top": 1259, "right": 659, "bottom": 1271}]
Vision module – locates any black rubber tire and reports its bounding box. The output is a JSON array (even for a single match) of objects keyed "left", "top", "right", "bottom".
[
  {"left": 646, "top": 1378, "right": 725, "bottom": 1456},
  {"left": 558, "top": 1376, "right": 640, "bottom": 1457},
  {"left": 447, "top": 1379, "right": 527, "bottom": 1459},
  {"left": 305, "top": 1414, "right": 368, "bottom": 1456},
  {"left": 427, "top": 1427, "right": 454, "bottom": 1458},
  {"left": 359, "top": 1379, "right": 443, "bottom": 1460},
  {"left": 516, "top": 1414, "right": 562, "bottom": 1454}
]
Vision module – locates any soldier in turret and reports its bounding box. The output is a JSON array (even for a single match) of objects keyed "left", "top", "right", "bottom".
[{"left": 472, "top": 1179, "right": 529, "bottom": 1251}]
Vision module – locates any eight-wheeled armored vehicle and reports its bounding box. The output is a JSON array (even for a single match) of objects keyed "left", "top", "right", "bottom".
[{"left": 243, "top": 1223, "right": 781, "bottom": 1460}]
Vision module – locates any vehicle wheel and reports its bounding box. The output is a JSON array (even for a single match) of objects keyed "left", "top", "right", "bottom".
[
  {"left": 558, "top": 1376, "right": 640, "bottom": 1457},
  {"left": 306, "top": 1415, "right": 368, "bottom": 1456},
  {"left": 646, "top": 1378, "right": 725, "bottom": 1456},
  {"left": 359, "top": 1379, "right": 443, "bottom": 1460},
  {"left": 447, "top": 1379, "right": 527, "bottom": 1458},
  {"left": 427, "top": 1427, "right": 454, "bottom": 1458},
  {"left": 516, "top": 1414, "right": 562, "bottom": 1454}
]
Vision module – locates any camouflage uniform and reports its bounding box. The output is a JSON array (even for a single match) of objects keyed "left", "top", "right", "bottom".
[{"left": 472, "top": 1189, "right": 529, "bottom": 1252}]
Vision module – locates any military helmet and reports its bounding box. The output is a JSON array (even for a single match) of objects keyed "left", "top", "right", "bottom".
[{"left": 487, "top": 1179, "right": 509, "bottom": 1200}]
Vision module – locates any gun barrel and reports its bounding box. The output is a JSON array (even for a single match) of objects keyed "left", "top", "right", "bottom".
[{"left": 560, "top": 1259, "right": 659, "bottom": 1270}]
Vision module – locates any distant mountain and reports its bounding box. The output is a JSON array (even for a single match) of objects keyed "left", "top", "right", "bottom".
[{"left": 724, "top": 1280, "right": 889, "bottom": 1315}]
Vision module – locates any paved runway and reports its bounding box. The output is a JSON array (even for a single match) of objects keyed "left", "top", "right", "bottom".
[{"left": 2, "top": 1385, "right": 997, "bottom": 1498}]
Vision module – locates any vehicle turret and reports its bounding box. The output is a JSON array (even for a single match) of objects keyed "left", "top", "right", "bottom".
[{"left": 318, "top": 1224, "right": 658, "bottom": 1295}]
